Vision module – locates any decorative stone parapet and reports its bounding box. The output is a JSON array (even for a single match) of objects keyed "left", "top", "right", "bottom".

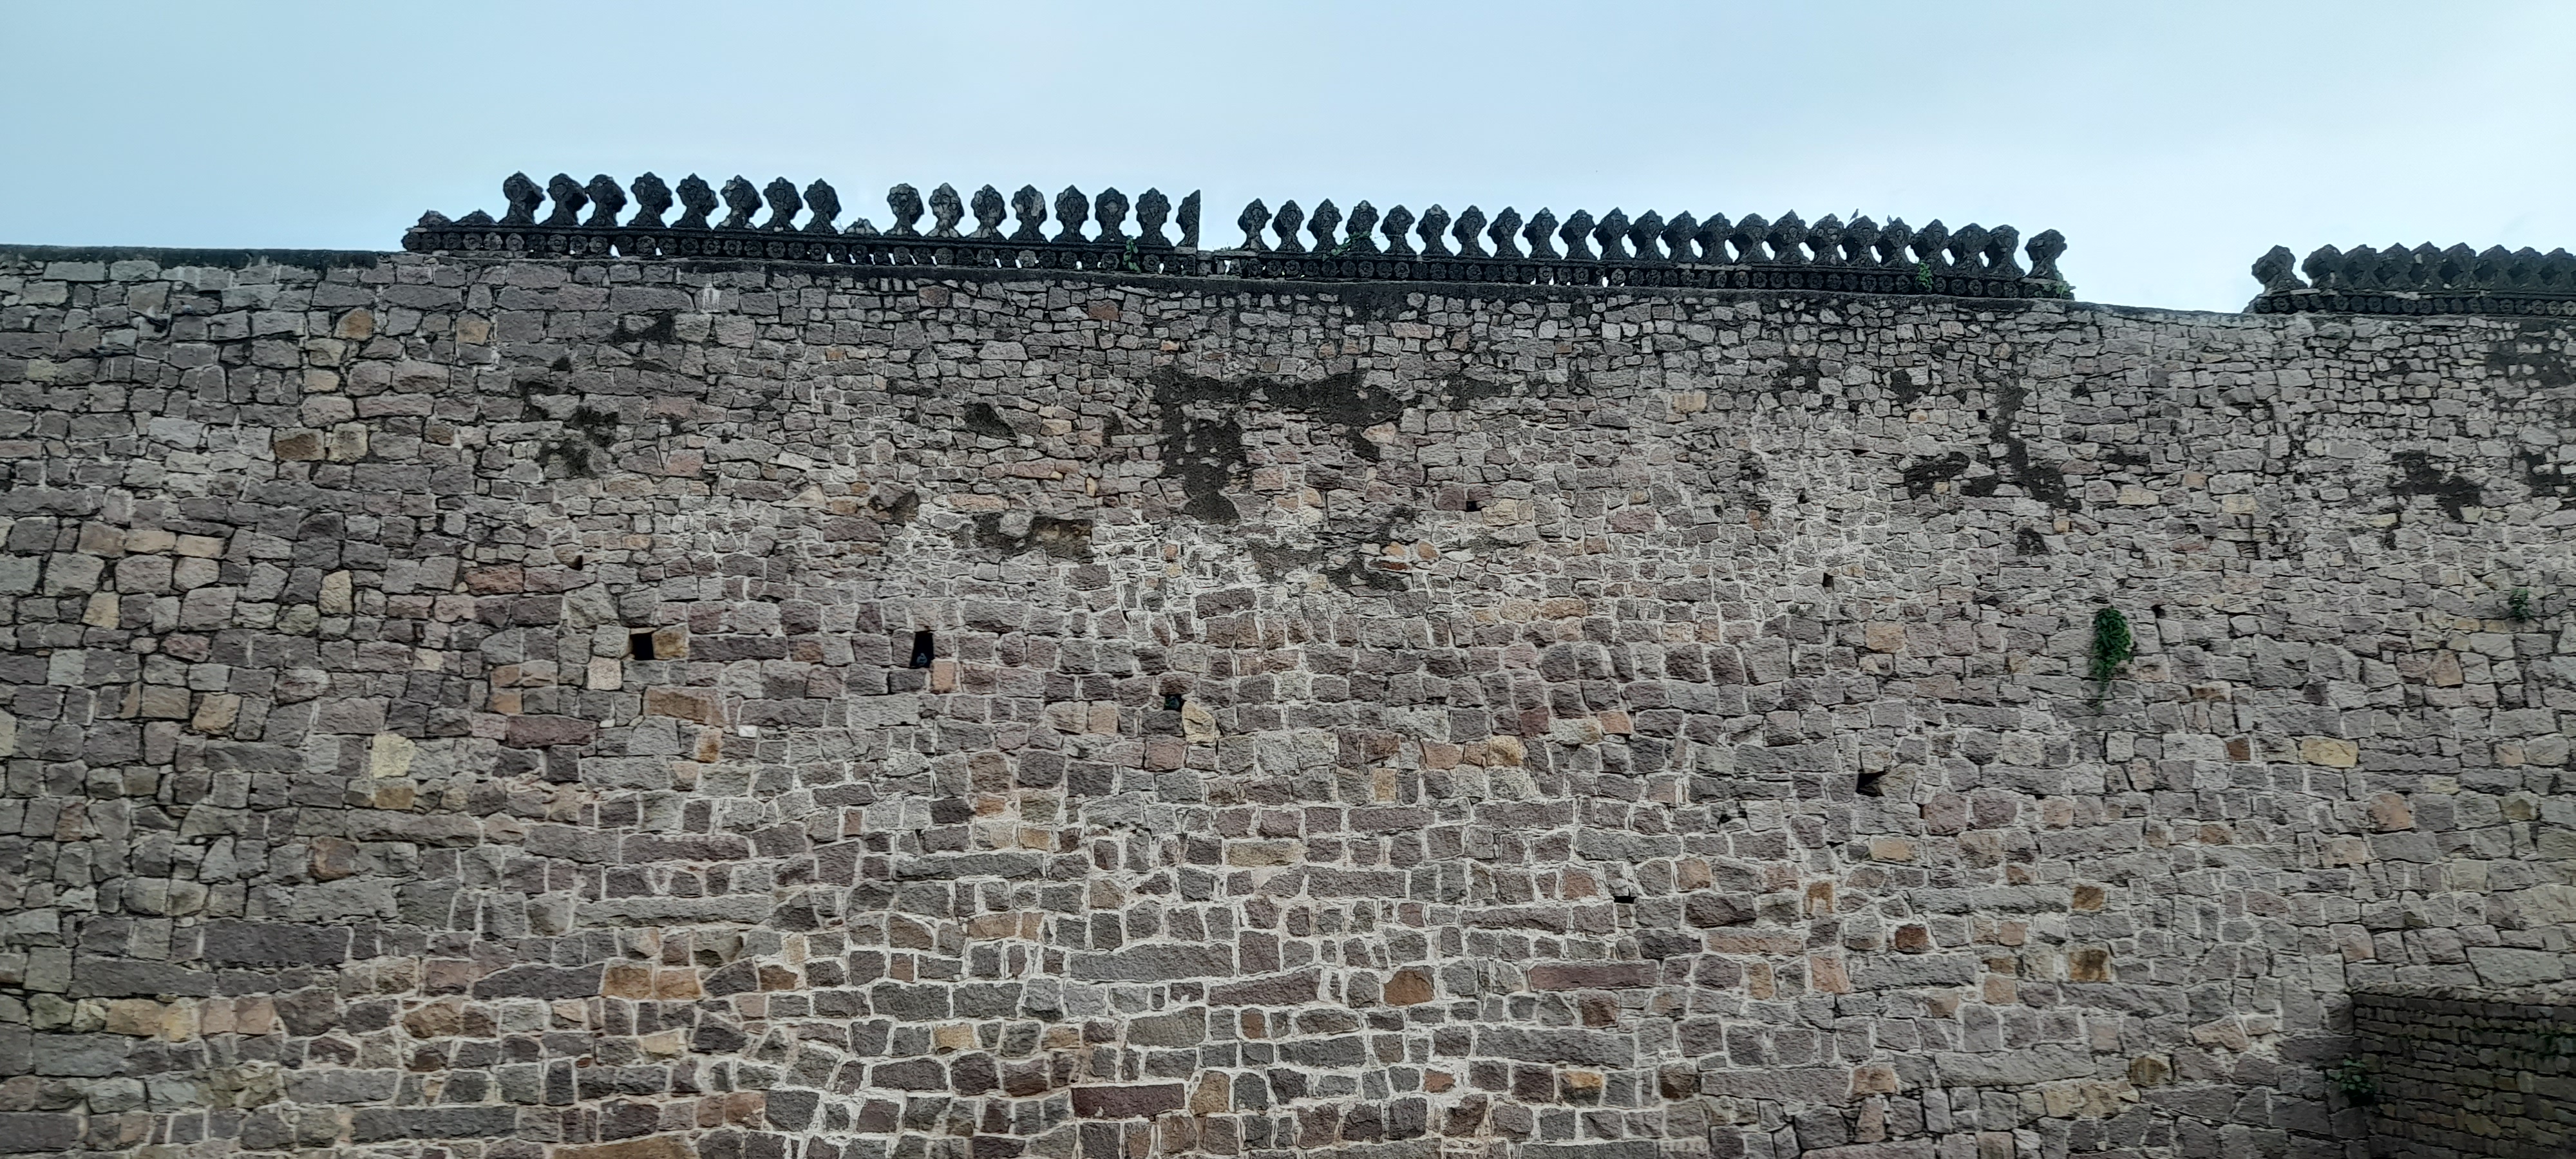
[
  {"left": 2246, "top": 243, "right": 2576, "bottom": 316},
  {"left": 402, "top": 172, "right": 2074, "bottom": 299}
]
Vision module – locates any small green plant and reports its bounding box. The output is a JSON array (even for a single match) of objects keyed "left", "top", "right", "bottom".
[
  {"left": 1912, "top": 261, "right": 1932, "bottom": 292},
  {"left": 2087, "top": 606, "right": 2134, "bottom": 707},
  {"left": 2324, "top": 1057, "right": 2376, "bottom": 1105},
  {"left": 2510, "top": 587, "right": 2535, "bottom": 623}
]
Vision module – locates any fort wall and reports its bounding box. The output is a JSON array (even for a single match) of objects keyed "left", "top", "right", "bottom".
[{"left": 1, "top": 245, "right": 2573, "bottom": 1159}]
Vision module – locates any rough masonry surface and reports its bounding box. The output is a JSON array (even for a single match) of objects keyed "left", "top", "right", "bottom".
[{"left": 1, "top": 246, "right": 2572, "bottom": 1159}]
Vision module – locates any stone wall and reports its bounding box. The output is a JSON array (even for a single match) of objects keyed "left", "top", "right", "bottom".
[
  {"left": 2349, "top": 988, "right": 2576, "bottom": 1158},
  {"left": 1, "top": 245, "right": 2573, "bottom": 1159}
]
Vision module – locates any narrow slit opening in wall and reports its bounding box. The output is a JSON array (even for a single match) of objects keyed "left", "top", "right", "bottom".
[
  {"left": 628, "top": 631, "right": 656, "bottom": 661},
  {"left": 910, "top": 630, "right": 934, "bottom": 668}
]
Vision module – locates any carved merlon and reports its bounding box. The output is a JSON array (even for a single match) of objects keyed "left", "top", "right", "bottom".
[
  {"left": 2246, "top": 242, "right": 2576, "bottom": 316},
  {"left": 406, "top": 172, "right": 2071, "bottom": 301}
]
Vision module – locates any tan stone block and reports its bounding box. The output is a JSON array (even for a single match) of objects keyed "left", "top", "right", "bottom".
[
  {"left": 1868, "top": 837, "right": 1915, "bottom": 862},
  {"left": 1810, "top": 956, "right": 1853, "bottom": 994},
  {"left": 175, "top": 534, "right": 225, "bottom": 558},
  {"left": 929, "top": 659, "right": 958, "bottom": 692},
  {"left": 1383, "top": 967, "right": 1433, "bottom": 1006},
  {"left": 1486, "top": 735, "right": 1525, "bottom": 767},
  {"left": 319, "top": 570, "right": 353, "bottom": 614},
  {"left": 1180, "top": 701, "right": 1219, "bottom": 743},
  {"left": 1850, "top": 1064, "right": 1899, "bottom": 1095},
  {"left": 2068, "top": 947, "right": 2113, "bottom": 982},
  {"left": 587, "top": 657, "right": 624, "bottom": 690},
  {"left": 644, "top": 687, "right": 725, "bottom": 725},
  {"left": 2299, "top": 737, "right": 2358, "bottom": 768},
  {"left": 1864, "top": 623, "right": 1908, "bottom": 653},
  {"left": 309, "top": 836, "right": 361, "bottom": 881},
  {"left": 104, "top": 999, "right": 169, "bottom": 1037},
  {"left": 1190, "top": 1072, "right": 1229, "bottom": 1115},
  {"left": 335, "top": 308, "right": 375, "bottom": 339},
  {"left": 191, "top": 693, "right": 241, "bottom": 735},
  {"left": 603, "top": 964, "right": 654, "bottom": 999},
  {"left": 368, "top": 732, "right": 417, "bottom": 778},
  {"left": 2367, "top": 792, "right": 2413, "bottom": 831},
  {"left": 933, "top": 1024, "right": 976, "bottom": 1052},
  {"left": 273, "top": 429, "right": 324, "bottom": 460},
  {"left": 82, "top": 592, "right": 118, "bottom": 628},
  {"left": 133, "top": 684, "right": 191, "bottom": 719}
]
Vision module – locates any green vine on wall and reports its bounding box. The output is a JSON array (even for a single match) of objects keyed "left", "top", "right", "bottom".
[
  {"left": 2324, "top": 1058, "right": 2376, "bottom": 1105},
  {"left": 2088, "top": 606, "right": 2134, "bottom": 708}
]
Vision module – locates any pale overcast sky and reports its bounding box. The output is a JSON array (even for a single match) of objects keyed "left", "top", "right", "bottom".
[{"left": 5, "top": 1, "right": 2571, "bottom": 312}]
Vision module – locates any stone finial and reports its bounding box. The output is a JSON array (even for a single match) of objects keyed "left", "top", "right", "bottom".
[
  {"left": 1694, "top": 214, "right": 1731, "bottom": 263},
  {"left": 1452, "top": 205, "right": 1487, "bottom": 258},
  {"left": 542, "top": 174, "right": 589, "bottom": 228},
  {"left": 929, "top": 184, "right": 965, "bottom": 239},
  {"left": 583, "top": 175, "right": 627, "bottom": 229},
  {"left": 1877, "top": 219, "right": 1914, "bottom": 267},
  {"left": 886, "top": 184, "right": 925, "bottom": 238},
  {"left": 2474, "top": 245, "right": 2513, "bottom": 289},
  {"left": 500, "top": 173, "right": 544, "bottom": 226},
  {"left": 802, "top": 181, "right": 842, "bottom": 234},
  {"left": 2300, "top": 245, "right": 2344, "bottom": 288},
  {"left": 1416, "top": 205, "right": 1450, "bottom": 258},
  {"left": 1236, "top": 200, "right": 1272, "bottom": 251},
  {"left": 1730, "top": 214, "right": 1770, "bottom": 263},
  {"left": 674, "top": 174, "right": 717, "bottom": 230},
  {"left": 971, "top": 185, "right": 1007, "bottom": 240},
  {"left": 629, "top": 173, "right": 672, "bottom": 229},
  {"left": 1842, "top": 216, "right": 1880, "bottom": 265},
  {"left": 1094, "top": 188, "right": 1130, "bottom": 243},
  {"left": 1178, "top": 191, "right": 1201, "bottom": 250},
  {"left": 1011, "top": 185, "right": 1049, "bottom": 243},
  {"left": 1984, "top": 225, "right": 2023, "bottom": 278},
  {"left": 1380, "top": 204, "right": 1416, "bottom": 256},
  {"left": 760, "top": 178, "right": 803, "bottom": 232},
  {"left": 1560, "top": 210, "right": 1596, "bottom": 261},
  {"left": 1053, "top": 187, "right": 1089, "bottom": 244},
  {"left": 2251, "top": 245, "right": 2302, "bottom": 292},
  {"left": 1272, "top": 201, "right": 1306, "bottom": 254},
  {"left": 1629, "top": 210, "right": 1663, "bottom": 261},
  {"left": 1490, "top": 207, "right": 1524, "bottom": 259},
  {"left": 1768, "top": 212, "right": 1810, "bottom": 265},
  {"left": 1948, "top": 223, "right": 1988, "bottom": 272},
  {"left": 1525, "top": 209, "right": 1560, "bottom": 260},
  {"left": 719, "top": 176, "right": 761, "bottom": 230},
  {"left": 1911, "top": 220, "right": 1950, "bottom": 269},
  {"left": 2025, "top": 228, "right": 2066, "bottom": 281},
  {"left": 1136, "top": 189, "right": 1171, "bottom": 247},
  {"left": 1341, "top": 202, "right": 1379, "bottom": 254},
  {"left": 1593, "top": 209, "right": 1631, "bottom": 261},
  {"left": 1308, "top": 200, "right": 1341, "bottom": 253},
  {"left": 1663, "top": 212, "right": 1698, "bottom": 261},
  {"left": 1808, "top": 215, "right": 1843, "bottom": 267}
]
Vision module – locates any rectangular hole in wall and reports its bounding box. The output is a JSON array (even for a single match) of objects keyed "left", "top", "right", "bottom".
[
  {"left": 629, "top": 631, "right": 657, "bottom": 661},
  {"left": 910, "top": 630, "right": 934, "bottom": 668}
]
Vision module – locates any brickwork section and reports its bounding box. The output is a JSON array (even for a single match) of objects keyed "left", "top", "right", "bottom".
[
  {"left": 1, "top": 247, "right": 2573, "bottom": 1159},
  {"left": 2351, "top": 988, "right": 2576, "bottom": 1158}
]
